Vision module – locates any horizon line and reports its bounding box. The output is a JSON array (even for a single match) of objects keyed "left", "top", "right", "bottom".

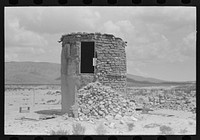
[{"left": 5, "top": 60, "right": 196, "bottom": 82}]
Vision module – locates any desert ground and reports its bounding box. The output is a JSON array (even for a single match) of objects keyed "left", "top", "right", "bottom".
[{"left": 5, "top": 84, "right": 196, "bottom": 135}]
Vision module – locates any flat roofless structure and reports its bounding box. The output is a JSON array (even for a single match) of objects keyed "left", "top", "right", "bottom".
[{"left": 59, "top": 32, "right": 127, "bottom": 114}]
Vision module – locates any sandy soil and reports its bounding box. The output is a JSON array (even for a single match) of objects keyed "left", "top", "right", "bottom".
[{"left": 4, "top": 88, "right": 196, "bottom": 135}]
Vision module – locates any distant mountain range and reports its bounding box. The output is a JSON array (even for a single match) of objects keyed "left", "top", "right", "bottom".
[
  {"left": 5, "top": 61, "right": 193, "bottom": 86},
  {"left": 5, "top": 61, "right": 60, "bottom": 84}
]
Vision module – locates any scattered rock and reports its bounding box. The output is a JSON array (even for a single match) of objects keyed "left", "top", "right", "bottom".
[
  {"left": 120, "top": 120, "right": 125, "bottom": 124},
  {"left": 114, "top": 114, "right": 122, "bottom": 120},
  {"left": 105, "top": 115, "right": 113, "bottom": 121},
  {"left": 127, "top": 85, "right": 196, "bottom": 113},
  {"left": 105, "top": 122, "right": 116, "bottom": 129},
  {"left": 130, "top": 116, "right": 138, "bottom": 121}
]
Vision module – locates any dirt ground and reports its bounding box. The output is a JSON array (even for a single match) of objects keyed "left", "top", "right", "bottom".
[{"left": 4, "top": 86, "right": 196, "bottom": 135}]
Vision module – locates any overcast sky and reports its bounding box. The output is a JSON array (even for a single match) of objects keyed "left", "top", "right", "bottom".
[{"left": 5, "top": 7, "right": 196, "bottom": 81}]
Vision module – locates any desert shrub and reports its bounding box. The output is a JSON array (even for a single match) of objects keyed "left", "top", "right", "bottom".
[
  {"left": 144, "top": 123, "right": 160, "bottom": 128},
  {"left": 49, "top": 129, "right": 70, "bottom": 135},
  {"left": 188, "top": 121, "right": 193, "bottom": 125},
  {"left": 159, "top": 125, "right": 174, "bottom": 135},
  {"left": 96, "top": 123, "right": 107, "bottom": 135},
  {"left": 127, "top": 122, "right": 135, "bottom": 131},
  {"left": 179, "top": 128, "right": 188, "bottom": 134},
  {"left": 72, "top": 123, "right": 86, "bottom": 135}
]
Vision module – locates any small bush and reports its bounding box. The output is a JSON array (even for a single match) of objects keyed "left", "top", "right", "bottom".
[
  {"left": 144, "top": 123, "right": 160, "bottom": 128},
  {"left": 72, "top": 123, "right": 86, "bottom": 135},
  {"left": 96, "top": 123, "right": 107, "bottom": 135},
  {"left": 50, "top": 129, "right": 70, "bottom": 135},
  {"left": 179, "top": 128, "right": 188, "bottom": 134},
  {"left": 127, "top": 122, "right": 134, "bottom": 131},
  {"left": 188, "top": 121, "right": 193, "bottom": 125},
  {"left": 159, "top": 125, "right": 174, "bottom": 135}
]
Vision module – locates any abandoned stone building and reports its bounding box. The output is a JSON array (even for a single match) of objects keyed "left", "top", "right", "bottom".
[{"left": 59, "top": 32, "right": 127, "bottom": 113}]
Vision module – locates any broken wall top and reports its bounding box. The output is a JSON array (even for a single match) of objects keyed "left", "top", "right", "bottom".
[{"left": 59, "top": 32, "right": 127, "bottom": 47}]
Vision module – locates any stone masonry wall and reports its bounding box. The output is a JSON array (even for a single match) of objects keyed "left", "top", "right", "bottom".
[{"left": 60, "top": 32, "right": 127, "bottom": 93}]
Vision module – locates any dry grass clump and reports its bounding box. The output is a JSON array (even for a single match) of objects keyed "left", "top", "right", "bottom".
[
  {"left": 144, "top": 123, "right": 160, "bottom": 128},
  {"left": 159, "top": 125, "right": 174, "bottom": 135},
  {"left": 49, "top": 129, "right": 70, "bottom": 135},
  {"left": 72, "top": 123, "right": 86, "bottom": 135},
  {"left": 127, "top": 122, "right": 135, "bottom": 131},
  {"left": 179, "top": 128, "right": 188, "bottom": 134},
  {"left": 96, "top": 123, "right": 108, "bottom": 135},
  {"left": 188, "top": 121, "right": 193, "bottom": 125}
]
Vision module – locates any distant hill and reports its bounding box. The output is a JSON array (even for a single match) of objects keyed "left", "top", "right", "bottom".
[
  {"left": 5, "top": 61, "right": 192, "bottom": 86},
  {"left": 126, "top": 74, "right": 192, "bottom": 87},
  {"left": 5, "top": 61, "right": 60, "bottom": 84},
  {"left": 126, "top": 74, "right": 166, "bottom": 83}
]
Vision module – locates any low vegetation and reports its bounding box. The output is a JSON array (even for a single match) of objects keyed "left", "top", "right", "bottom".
[
  {"left": 96, "top": 123, "right": 107, "bottom": 135},
  {"left": 188, "top": 121, "right": 193, "bottom": 125},
  {"left": 144, "top": 123, "right": 160, "bottom": 128},
  {"left": 49, "top": 129, "right": 70, "bottom": 135},
  {"left": 159, "top": 125, "right": 174, "bottom": 135},
  {"left": 179, "top": 128, "right": 188, "bottom": 134},
  {"left": 127, "top": 122, "right": 135, "bottom": 131},
  {"left": 72, "top": 123, "right": 86, "bottom": 135}
]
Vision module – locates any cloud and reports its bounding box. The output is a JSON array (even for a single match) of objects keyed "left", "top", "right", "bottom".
[
  {"left": 5, "top": 52, "right": 19, "bottom": 62},
  {"left": 100, "top": 21, "right": 121, "bottom": 36},
  {"left": 179, "top": 31, "right": 196, "bottom": 58},
  {"left": 5, "top": 17, "right": 48, "bottom": 48},
  {"left": 5, "top": 46, "right": 60, "bottom": 63},
  {"left": 82, "top": 10, "right": 101, "bottom": 29},
  {"left": 126, "top": 33, "right": 192, "bottom": 63},
  {"left": 131, "top": 7, "right": 196, "bottom": 28},
  {"left": 124, "top": 7, "right": 196, "bottom": 64},
  {"left": 127, "top": 60, "right": 149, "bottom": 77},
  {"left": 6, "top": 7, "right": 101, "bottom": 34},
  {"left": 5, "top": 7, "right": 196, "bottom": 81},
  {"left": 94, "top": 8, "right": 195, "bottom": 64},
  {"left": 183, "top": 31, "right": 196, "bottom": 49},
  {"left": 99, "top": 20, "right": 135, "bottom": 40}
]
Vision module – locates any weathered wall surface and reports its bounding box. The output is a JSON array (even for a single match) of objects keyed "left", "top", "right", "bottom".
[
  {"left": 95, "top": 38, "right": 126, "bottom": 92},
  {"left": 61, "top": 44, "right": 76, "bottom": 113},
  {"left": 60, "top": 32, "right": 127, "bottom": 93}
]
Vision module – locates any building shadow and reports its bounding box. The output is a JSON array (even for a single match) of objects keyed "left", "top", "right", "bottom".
[{"left": 35, "top": 109, "right": 65, "bottom": 116}]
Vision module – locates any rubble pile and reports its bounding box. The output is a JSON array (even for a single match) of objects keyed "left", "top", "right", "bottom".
[
  {"left": 147, "top": 90, "right": 196, "bottom": 113},
  {"left": 77, "top": 82, "right": 137, "bottom": 120},
  {"left": 153, "top": 95, "right": 196, "bottom": 113},
  {"left": 127, "top": 87, "right": 196, "bottom": 113}
]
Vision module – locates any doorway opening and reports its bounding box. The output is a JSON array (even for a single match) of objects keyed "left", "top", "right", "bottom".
[{"left": 80, "top": 42, "right": 95, "bottom": 73}]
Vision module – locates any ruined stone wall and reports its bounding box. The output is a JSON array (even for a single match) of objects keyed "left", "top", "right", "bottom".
[{"left": 60, "top": 32, "right": 127, "bottom": 93}]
